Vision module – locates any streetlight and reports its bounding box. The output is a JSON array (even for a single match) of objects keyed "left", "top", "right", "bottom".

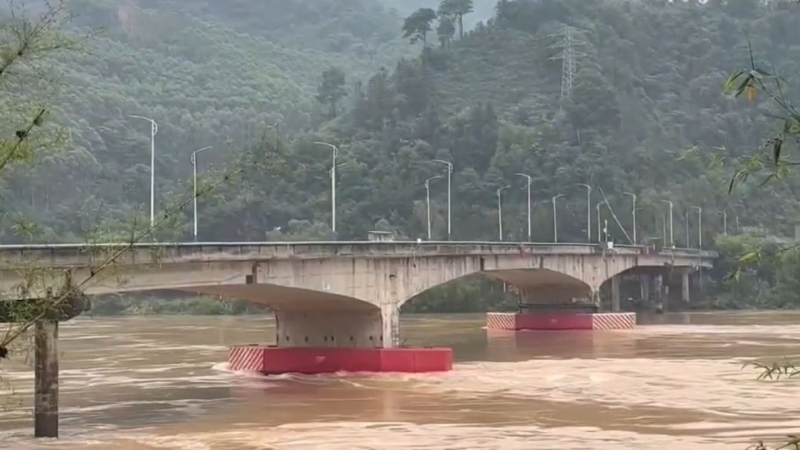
[
  {"left": 425, "top": 175, "right": 442, "bottom": 240},
  {"left": 129, "top": 115, "right": 158, "bottom": 227},
  {"left": 684, "top": 211, "right": 690, "bottom": 248},
  {"left": 552, "top": 194, "right": 565, "bottom": 243},
  {"left": 190, "top": 146, "right": 213, "bottom": 242},
  {"left": 624, "top": 192, "right": 637, "bottom": 244},
  {"left": 577, "top": 183, "right": 592, "bottom": 243},
  {"left": 516, "top": 173, "right": 532, "bottom": 241},
  {"left": 596, "top": 201, "right": 608, "bottom": 242},
  {"left": 497, "top": 185, "right": 510, "bottom": 241},
  {"left": 660, "top": 199, "right": 674, "bottom": 248},
  {"left": 722, "top": 211, "right": 727, "bottom": 235},
  {"left": 433, "top": 159, "right": 453, "bottom": 240},
  {"left": 314, "top": 141, "right": 339, "bottom": 234},
  {"left": 692, "top": 206, "right": 703, "bottom": 248}
]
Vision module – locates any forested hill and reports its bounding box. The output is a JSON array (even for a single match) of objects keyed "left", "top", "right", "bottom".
[
  {"left": 244, "top": 0, "right": 800, "bottom": 246},
  {"left": 0, "top": 0, "right": 414, "bottom": 242},
  {"left": 5, "top": 0, "right": 800, "bottom": 252}
]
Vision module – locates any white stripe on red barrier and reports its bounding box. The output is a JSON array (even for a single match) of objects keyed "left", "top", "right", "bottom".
[
  {"left": 229, "top": 346, "right": 264, "bottom": 372},
  {"left": 486, "top": 313, "right": 518, "bottom": 330},
  {"left": 592, "top": 313, "right": 636, "bottom": 330}
]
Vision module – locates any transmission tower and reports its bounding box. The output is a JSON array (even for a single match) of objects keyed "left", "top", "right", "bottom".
[{"left": 548, "top": 25, "right": 587, "bottom": 102}]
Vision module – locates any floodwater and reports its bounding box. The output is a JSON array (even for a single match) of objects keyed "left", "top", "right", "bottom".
[{"left": 0, "top": 312, "right": 799, "bottom": 449}]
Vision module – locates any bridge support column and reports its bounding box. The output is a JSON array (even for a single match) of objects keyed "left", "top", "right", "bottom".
[
  {"left": 611, "top": 276, "right": 621, "bottom": 312},
  {"left": 34, "top": 319, "right": 58, "bottom": 438},
  {"left": 230, "top": 305, "right": 451, "bottom": 374},
  {"left": 274, "top": 310, "right": 383, "bottom": 348},
  {"left": 640, "top": 276, "right": 650, "bottom": 303},
  {"left": 654, "top": 275, "right": 665, "bottom": 312},
  {"left": 381, "top": 304, "right": 400, "bottom": 349},
  {"left": 681, "top": 271, "right": 690, "bottom": 304}
]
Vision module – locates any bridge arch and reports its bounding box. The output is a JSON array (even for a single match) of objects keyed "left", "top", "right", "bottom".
[
  {"left": 185, "top": 283, "right": 379, "bottom": 312},
  {"left": 185, "top": 283, "right": 383, "bottom": 349},
  {"left": 397, "top": 267, "right": 593, "bottom": 310}
]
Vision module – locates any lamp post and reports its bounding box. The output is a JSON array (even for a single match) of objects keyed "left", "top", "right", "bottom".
[
  {"left": 596, "top": 201, "right": 608, "bottom": 242},
  {"left": 517, "top": 173, "right": 532, "bottom": 241},
  {"left": 552, "top": 194, "right": 565, "bottom": 243},
  {"left": 314, "top": 142, "right": 339, "bottom": 234},
  {"left": 722, "top": 211, "right": 727, "bottom": 235},
  {"left": 684, "top": 211, "right": 690, "bottom": 248},
  {"left": 661, "top": 199, "right": 674, "bottom": 248},
  {"left": 624, "top": 192, "right": 637, "bottom": 244},
  {"left": 190, "top": 146, "right": 213, "bottom": 242},
  {"left": 425, "top": 175, "right": 442, "bottom": 240},
  {"left": 497, "top": 185, "right": 510, "bottom": 241},
  {"left": 433, "top": 159, "right": 453, "bottom": 240},
  {"left": 692, "top": 206, "right": 703, "bottom": 248},
  {"left": 129, "top": 115, "right": 158, "bottom": 227},
  {"left": 577, "top": 183, "right": 592, "bottom": 242}
]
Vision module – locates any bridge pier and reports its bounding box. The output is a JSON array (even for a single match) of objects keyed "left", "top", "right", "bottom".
[
  {"left": 681, "top": 271, "right": 690, "bottom": 304},
  {"left": 640, "top": 276, "right": 650, "bottom": 303},
  {"left": 274, "top": 310, "right": 384, "bottom": 348},
  {"left": 34, "top": 319, "right": 58, "bottom": 438},
  {"left": 230, "top": 304, "right": 449, "bottom": 374},
  {"left": 487, "top": 283, "right": 635, "bottom": 331},
  {"left": 611, "top": 275, "right": 621, "bottom": 312},
  {"left": 0, "top": 288, "right": 88, "bottom": 439}
]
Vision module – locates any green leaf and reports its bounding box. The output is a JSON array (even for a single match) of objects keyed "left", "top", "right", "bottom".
[
  {"left": 723, "top": 70, "right": 744, "bottom": 94},
  {"left": 739, "top": 251, "right": 760, "bottom": 263},
  {"left": 728, "top": 169, "right": 749, "bottom": 194},
  {"left": 735, "top": 75, "right": 753, "bottom": 97}
]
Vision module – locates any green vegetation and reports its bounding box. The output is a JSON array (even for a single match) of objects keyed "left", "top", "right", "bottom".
[
  {"left": 5, "top": 0, "right": 800, "bottom": 313},
  {"left": 89, "top": 293, "right": 268, "bottom": 316}
]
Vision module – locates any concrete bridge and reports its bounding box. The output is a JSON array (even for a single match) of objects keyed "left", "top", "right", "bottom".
[{"left": 0, "top": 241, "right": 716, "bottom": 348}]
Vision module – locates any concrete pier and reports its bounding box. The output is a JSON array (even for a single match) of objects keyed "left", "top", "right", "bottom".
[{"left": 34, "top": 319, "right": 58, "bottom": 438}]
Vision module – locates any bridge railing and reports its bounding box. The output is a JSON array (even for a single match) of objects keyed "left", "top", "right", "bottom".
[{"left": 0, "top": 241, "right": 717, "bottom": 269}]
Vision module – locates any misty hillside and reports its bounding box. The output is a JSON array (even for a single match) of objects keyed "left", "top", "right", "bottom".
[
  {"left": 4, "top": 0, "right": 800, "bottom": 248},
  {"left": 4, "top": 0, "right": 800, "bottom": 310}
]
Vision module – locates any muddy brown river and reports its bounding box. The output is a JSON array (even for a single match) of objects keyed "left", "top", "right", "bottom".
[{"left": 0, "top": 311, "right": 799, "bottom": 449}]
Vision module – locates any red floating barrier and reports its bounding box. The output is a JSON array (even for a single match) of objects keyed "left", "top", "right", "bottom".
[{"left": 228, "top": 346, "right": 453, "bottom": 375}]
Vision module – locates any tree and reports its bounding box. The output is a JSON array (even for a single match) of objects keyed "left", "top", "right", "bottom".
[
  {"left": 438, "top": 0, "right": 474, "bottom": 40},
  {"left": 436, "top": 15, "right": 456, "bottom": 48},
  {"left": 316, "top": 67, "right": 347, "bottom": 119},
  {"left": 402, "top": 8, "right": 437, "bottom": 46}
]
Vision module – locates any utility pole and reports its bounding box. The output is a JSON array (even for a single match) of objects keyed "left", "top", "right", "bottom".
[
  {"left": 578, "top": 183, "right": 591, "bottom": 242},
  {"left": 552, "top": 194, "right": 565, "bottom": 242},
  {"left": 425, "top": 175, "right": 442, "bottom": 240},
  {"left": 497, "top": 186, "right": 510, "bottom": 241},
  {"left": 517, "top": 173, "right": 532, "bottom": 241},
  {"left": 433, "top": 159, "right": 453, "bottom": 240},
  {"left": 624, "top": 192, "right": 637, "bottom": 244}
]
